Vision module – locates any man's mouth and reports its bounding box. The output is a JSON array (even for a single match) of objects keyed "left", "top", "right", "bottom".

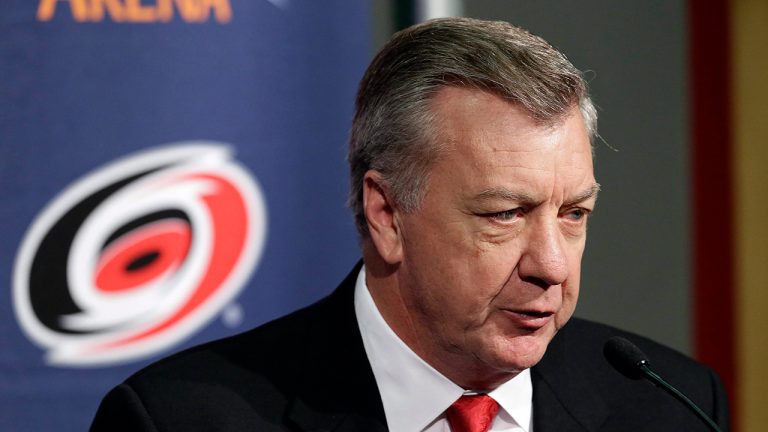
[{"left": 501, "top": 309, "right": 555, "bottom": 330}]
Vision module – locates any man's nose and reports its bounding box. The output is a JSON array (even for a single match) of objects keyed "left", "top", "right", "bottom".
[{"left": 518, "top": 219, "right": 569, "bottom": 288}]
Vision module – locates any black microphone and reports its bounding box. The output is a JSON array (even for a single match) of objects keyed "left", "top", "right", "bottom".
[{"left": 603, "top": 336, "right": 723, "bottom": 432}]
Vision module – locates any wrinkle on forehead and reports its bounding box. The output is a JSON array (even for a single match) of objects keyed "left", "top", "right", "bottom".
[{"left": 430, "top": 87, "right": 595, "bottom": 200}]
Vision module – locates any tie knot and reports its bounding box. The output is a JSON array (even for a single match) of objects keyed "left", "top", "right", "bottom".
[{"left": 446, "top": 394, "right": 500, "bottom": 432}]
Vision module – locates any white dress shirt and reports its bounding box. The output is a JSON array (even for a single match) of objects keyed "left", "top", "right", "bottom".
[{"left": 354, "top": 266, "right": 533, "bottom": 432}]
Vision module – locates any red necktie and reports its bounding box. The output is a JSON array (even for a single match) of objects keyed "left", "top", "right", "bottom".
[{"left": 446, "top": 394, "right": 500, "bottom": 432}]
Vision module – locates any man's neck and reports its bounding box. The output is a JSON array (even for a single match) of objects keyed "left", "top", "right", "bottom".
[{"left": 362, "top": 249, "right": 518, "bottom": 390}]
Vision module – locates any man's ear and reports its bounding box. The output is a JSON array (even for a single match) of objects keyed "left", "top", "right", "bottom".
[{"left": 363, "top": 170, "right": 403, "bottom": 264}]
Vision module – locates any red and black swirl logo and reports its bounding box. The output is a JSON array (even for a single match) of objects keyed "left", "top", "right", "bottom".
[{"left": 13, "top": 143, "right": 267, "bottom": 366}]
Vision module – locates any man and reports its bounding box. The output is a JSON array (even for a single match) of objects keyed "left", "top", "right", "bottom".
[{"left": 92, "top": 18, "right": 729, "bottom": 431}]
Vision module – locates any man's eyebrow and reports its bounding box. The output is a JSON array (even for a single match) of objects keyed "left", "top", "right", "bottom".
[
  {"left": 472, "top": 188, "right": 540, "bottom": 206},
  {"left": 471, "top": 183, "right": 601, "bottom": 207},
  {"left": 563, "top": 183, "right": 601, "bottom": 207}
]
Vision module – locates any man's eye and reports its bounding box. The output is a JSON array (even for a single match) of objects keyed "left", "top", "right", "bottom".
[
  {"left": 490, "top": 208, "right": 523, "bottom": 221},
  {"left": 563, "top": 208, "right": 589, "bottom": 221}
]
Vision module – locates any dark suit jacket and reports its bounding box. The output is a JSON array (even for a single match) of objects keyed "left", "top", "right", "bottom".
[{"left": 91, "top": 264, "right": 730, "bottom": 431}]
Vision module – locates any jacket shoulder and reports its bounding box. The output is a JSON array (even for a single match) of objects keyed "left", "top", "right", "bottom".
[
  {"left": 92, "top": 264, "right": 378, "bottom": 431},
  {"left": 91, "top": 296, "right": 336, "bottom": 431},
  {"left": 559, "top": 318, "right": 703, "bottom": 370},
  {"left": 536, "top": 317, "right": 730, "bottom": 431}
]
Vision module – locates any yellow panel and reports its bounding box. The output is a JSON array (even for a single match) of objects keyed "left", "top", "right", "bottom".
[{"left": 733, "top": 1, "right": 768, "bottom": 431}]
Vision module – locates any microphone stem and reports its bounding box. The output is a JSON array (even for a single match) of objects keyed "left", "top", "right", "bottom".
[{"left": 639, "top": 364, "right": 723, "bottom": 432}]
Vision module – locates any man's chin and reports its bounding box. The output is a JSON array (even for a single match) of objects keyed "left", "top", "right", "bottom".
[{"left": 494, "top": 333, "right": 552, "bottom": 371}]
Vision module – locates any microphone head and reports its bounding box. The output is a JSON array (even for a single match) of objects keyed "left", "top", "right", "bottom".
[{"left": 603, "top": 336, "right": 650, "bottom": 380}]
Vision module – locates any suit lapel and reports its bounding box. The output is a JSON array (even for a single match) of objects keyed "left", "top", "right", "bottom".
[
  {"left": 532, "top": 323, "right": 609, "bottom": 432},
  {"left": 285, "top": 263, "right": 388, "bottom": 432}
]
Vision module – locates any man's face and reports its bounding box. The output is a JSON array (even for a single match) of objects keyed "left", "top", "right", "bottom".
[{"left": 393, "top": 87, "right": 597, "bottom": 388}]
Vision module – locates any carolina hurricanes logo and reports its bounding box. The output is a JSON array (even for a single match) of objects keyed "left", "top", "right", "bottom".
[{"left": 13, "top": 143, "right": 267, "bottom": 366}]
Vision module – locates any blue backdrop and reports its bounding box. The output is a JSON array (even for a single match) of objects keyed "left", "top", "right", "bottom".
[{"left": 0, "top": 1, "right": 368, "bottom": 430}]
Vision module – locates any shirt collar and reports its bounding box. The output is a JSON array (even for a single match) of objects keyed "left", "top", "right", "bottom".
[
  {"left": 489, "top": 369, "right": 532, "bottom": 431},
  {"left": 354, "top": 266, "right": 532, "bottom": 432}
]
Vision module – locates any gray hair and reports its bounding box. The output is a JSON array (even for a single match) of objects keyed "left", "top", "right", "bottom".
[{"left": 348, "top": 17, "right": 596, "bottom": 238}]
